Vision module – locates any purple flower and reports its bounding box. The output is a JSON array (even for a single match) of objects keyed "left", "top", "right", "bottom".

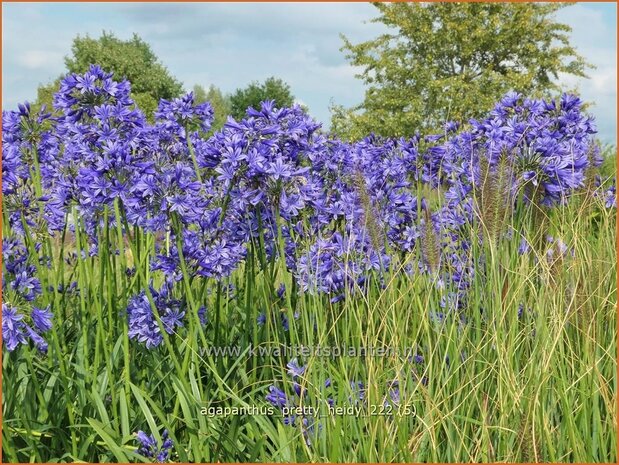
[
  {"left": 286, "top": 358, "right": 306, "bottom": 378},
  {"left": 161, "top": 308, "right": 185, "bottom": 334},
  {"left": 155, "top": 92, "right": 214, "bottom": 133},
  {"left": 603, "top": 180, "right": 616, "bottom": 208},
  {"left": 136, "top": 428, "right": 174, "bottom": 462},
  {"left": 440, "top": 92, "right": 596, "bottom": 207},
  {"left": 198, "top": 306, "right": 208, "bottom": 325},
  {"left": 268, "top": 156, "right": 294, "bottom": 180},
  {"left": 10, "top": 267, "right": 42, "bottom": 302},
  {"left": 2, "top": 304, "right": 27, "bottom": 351},
  {"left": 276, "top": 283, "right": 286, "bottom": 299},
  {"left": 518, "top": 238, "right": 530, "bottom": 255},
  {"left": 266, "top": 385, "right": 288, "bottom": 408},
  {"left": 25, "top": 325, "right": 48, "bottom": 353},
  {"left": 31, "top": 305, "right": 53, "bottom": 332},
  {"left": 126, "top": 285, "right": 186, "bottom": 348}
]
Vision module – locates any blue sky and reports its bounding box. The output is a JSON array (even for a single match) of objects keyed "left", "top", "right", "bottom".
[{"left": 2, "top": 2, "right": 617, "bottom": 143}]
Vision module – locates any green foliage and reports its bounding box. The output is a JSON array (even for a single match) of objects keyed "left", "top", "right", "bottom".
[
  {"left": 599, "top": 144, "right": 618, "bottom": 178},
  {"left": 229, "top": 77, "right": 295, "bottom": 120},
  {"left": 329, "top": 103, "right": 363, "bottom": 142},
  {"left": 33, "top": 80, "right": 60, "bottom": 114},
  {"left": 193, "top": 84, "right": 232, "bottom": 133},
  {"left": 34, "top": 32, "right": 183, "bottom": 117},
  {"left": 335, "top": 2, "right": 590, "bottom": 139}
]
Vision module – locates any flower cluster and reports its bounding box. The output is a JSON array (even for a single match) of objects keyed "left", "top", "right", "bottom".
[
  {"left": 1, "top": 235, "right": 52, "bottom": 352},
  {"left": 126, "top": 283, "right": 186, "bottom": 348},
  {"left": 440, "top": 92, "right": 598, "bottom": 209},
  {"left": 598, "top": 177, "right": 617, "bottom": 209},
  {"left": 2, "top": 303, "right": 52, "bottom": 352},
  {"left": 135, "top": 428, "right": 174, "bottom": 462}
]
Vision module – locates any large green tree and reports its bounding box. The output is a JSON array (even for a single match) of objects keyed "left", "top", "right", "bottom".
[
  {"left": 229, "top": 77, "right": 295, "bottom": 120},
  {"left": 334, "top": 2, "right": 590, "bottom": 139},
  {"left": 35, "top": 32, "right": 183, "bottom": 117}
]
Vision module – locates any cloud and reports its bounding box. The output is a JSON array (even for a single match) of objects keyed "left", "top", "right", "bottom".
[
  {"left": 116, "top": 2, "right": 382, "bottom": 42},
  {"left": 17, "top": 50, "right": 64, "bottom": 70}
]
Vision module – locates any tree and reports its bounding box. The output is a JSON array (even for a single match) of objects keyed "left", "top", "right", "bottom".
[
  {"left": 193, "top": 84, "right": 232, "bottom": 133},
  {"left": 35, "top": 32, "right": 183, "bottom": 117},
  {"left": 229, "top": 77, "right": 295, "bottom": 120},
  {"left": 335, "top": 2, "right": 590, "bottom": 139}
]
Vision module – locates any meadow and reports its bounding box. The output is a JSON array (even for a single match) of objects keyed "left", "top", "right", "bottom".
[{"left": 2, "top": 65, "right": 617, "bottom": 463}]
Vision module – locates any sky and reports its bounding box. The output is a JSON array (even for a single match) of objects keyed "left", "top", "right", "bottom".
[{"left": 2, "top": 2, "right": 617, "bottom": 143}]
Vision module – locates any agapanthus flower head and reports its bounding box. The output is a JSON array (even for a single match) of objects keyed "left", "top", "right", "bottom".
[
  {"left": 287, "top": 358, "right": 306, "bottom": 378},
  {"left": 1, "top": 303, "right": 52, "bottom": 353},
  {"left": 155, "top": 92, "right": 214, "bottom": 133},
  {"left": 296, "top": 225, "right": 393, "bottom": 302},
  {"left": 54, "top": 64, "right": 135, "bottom": 122},
  {"left": 152, "top": 228, "right": 247, "bottom": 281},
  {"left": 31, "top": 305, "right": 53, "bottom": 332},
  {"left": 2, "top": 304, "right": 27, "bottom": 352},
  {"left": 602, "top": 178, "right": 617, "bottom": 208},
  {"left": 136, "top": 428, "right": 174, "bottom": 462},
  {"left": 10, "top": 266, "right": 42, "bottom": 302},
  {"left": 126, "top": 284, "right": 186, "bottom": 348},
  {"left": 2, "top": 102, "right": 58, "bottom": 236},
  {"left": 203, "top": 100, "right": 323, "bottom": 230},
  {"left": 266, "top": 385, "right": 289, "bottom": 408},
  {"left": 2, "top": 237, "right": 28, "bottom": 274},
  {"left": 441, "top": 92, "right": 596, "bottom": 208}
]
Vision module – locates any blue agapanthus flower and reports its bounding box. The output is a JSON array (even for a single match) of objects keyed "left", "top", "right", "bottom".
[
  {"left": 603, "top": 179, "right": 616, "bottom": 208},
  {"left": 266, "top": 385, "right": 289, "bottom": 409},
  {"left": 155, "top": 92, "right": 214, "bottom": 134},
  {"left": 136, "top": 428, "right": 174, "bottom": 462},
  {"left": 2, "top": 303, "right": 51, "bottom": 353},
  {"left": 126, "top": 284, "right": 186, "bottom": 348},
  {"left": 2, "top": 304, "right": 27, "bottom": 352},
  {"left": 286, "top": 358, "right": 306, "bottom": 378},
  {"left": 440, "top": 92, "right": 597, "bottom": 208},
  {"left": 31, "top": 305, "right": 53, "bottom": 332}
]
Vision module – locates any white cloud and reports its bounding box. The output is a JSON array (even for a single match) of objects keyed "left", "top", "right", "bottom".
[{"left": 18, "top": 50, "right": 64, "bottom": 70}]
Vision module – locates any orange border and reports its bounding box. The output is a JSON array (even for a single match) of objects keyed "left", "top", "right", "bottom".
[{"left": 0, "top": 1, "right": 617, "bottom": 464}]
